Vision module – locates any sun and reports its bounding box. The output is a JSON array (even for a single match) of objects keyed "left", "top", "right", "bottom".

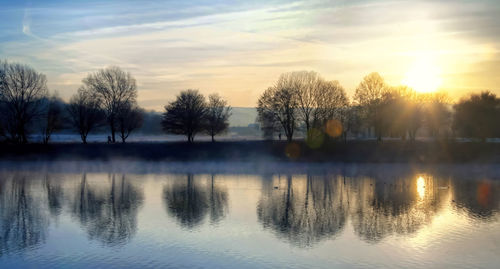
[{"left": 402, "top": 57, "right": 442, "bottom": 93}]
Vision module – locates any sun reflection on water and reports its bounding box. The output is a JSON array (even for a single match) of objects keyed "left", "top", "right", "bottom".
[{"left": 417, "top": 176, "right": 426, "bottom": 199}]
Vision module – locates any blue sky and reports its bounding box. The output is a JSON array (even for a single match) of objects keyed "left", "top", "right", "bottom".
[{"left": 0, "top": 0, "right": 499, "bottom": 109}]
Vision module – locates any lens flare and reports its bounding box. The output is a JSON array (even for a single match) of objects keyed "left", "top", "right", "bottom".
[
  {"left": 306, "top": 128, "right": 324, "bottom": 149},
  {"left": 325, "top": 119, "right": 343, "bottom": 138},
  {"left": 285, "top": 142, "right": 301, "bottom": 159}
]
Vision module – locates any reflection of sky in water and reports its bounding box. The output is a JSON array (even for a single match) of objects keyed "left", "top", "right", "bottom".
[{"left": 0, "top": 162, "right": 499, "bottom": 268}]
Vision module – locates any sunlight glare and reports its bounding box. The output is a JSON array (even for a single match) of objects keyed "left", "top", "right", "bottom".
[
  {"left": 417, "top": 176, "right": 426, "bottom": 199},
  {"left": 402, "top": 57, "right": 442, "bottom": 93}
]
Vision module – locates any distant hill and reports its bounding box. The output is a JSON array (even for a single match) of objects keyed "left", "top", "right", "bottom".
[
  {"left": 229, "top": 107, "right": 257, "bottom": 127},
  {"left": 136, "top": 107, "right": 257, "bottom": 134}
]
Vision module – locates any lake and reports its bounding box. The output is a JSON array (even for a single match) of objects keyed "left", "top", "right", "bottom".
[{"left": 0, "top": 161, "right": 499, "bottom": 268}]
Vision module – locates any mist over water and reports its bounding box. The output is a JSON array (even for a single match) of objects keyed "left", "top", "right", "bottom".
[{"left": 0, "top": 161, "right": 499, "bottom": 268}]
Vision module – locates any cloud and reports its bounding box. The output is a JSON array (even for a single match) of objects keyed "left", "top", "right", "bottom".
[
  {"left": 1, "top": 0, "right": 499, "bottom": 109},
  {"left": 22, "top": 8, "right": 31, "bottom": 36}
]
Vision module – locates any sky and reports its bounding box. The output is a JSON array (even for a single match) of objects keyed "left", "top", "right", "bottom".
[{"left": 0, "top": 0, "right": 499, "bottom": 110}]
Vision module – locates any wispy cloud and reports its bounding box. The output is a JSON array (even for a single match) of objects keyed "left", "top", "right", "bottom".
[{"left": 0, "top": 0, "right": 498, "bottom": 109}]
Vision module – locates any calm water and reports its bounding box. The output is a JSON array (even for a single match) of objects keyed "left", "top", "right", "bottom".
[{"left": 0, "top": 162, "right": 499, "bottom": 268}]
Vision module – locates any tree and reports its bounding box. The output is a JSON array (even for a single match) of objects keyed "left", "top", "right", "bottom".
[
  {"left": 354, "top": 72, "right": 387, "bottom": 141},
  {"left": 257, "top": 85, "right": 298, "bottom": 142},
  {"left": 116, "top": 103, "right": 144, "bottom": 143},
  {"left": 453, "top": 91, "right": 500, "bottom": 142},
  {"left": 338, "top": 105, "right": 362, "bottom": 142},
  {"left": 276, "top": 71, "right": 348, "bottom": 135},
  {"left": 162, "top": 89, "right": 207, "bottom": 142},
  {"left": 204, "top": 94, "right": 231, "bottom": 142},
  {"left": 311, "top": 80, "right": 349, "bottom": 130},
  {"left": 278, "top": 71, "right": 320, "bottom": 133},
  {"left": 423, "top": 92, "right": 451, "bottom": 139},
  {"left": 40, "top": 94, "right": 65, "bottom": 144},
  {"left": 0, "top": 61, "right": 48, "bottom": 143},
  {"left": 67, "top": 89, "right": 105, "bottom": 144},
  {"left": 81, "top": 66, "right": 137, "bottom": 143},
  {"left": 380, "top": 86, "right": 421, "bottom": 140}
]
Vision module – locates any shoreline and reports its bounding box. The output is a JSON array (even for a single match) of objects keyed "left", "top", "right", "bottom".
[{"left": 1, "top": 140, "right": 499, "bottom": 163}]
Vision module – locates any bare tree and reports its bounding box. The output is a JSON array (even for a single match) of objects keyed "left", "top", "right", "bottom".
[
  {"left": 277, "top": 71, "right": 321, "bottom": 133},
  {"left": 162, "top": 89, "right": 207, "bottom": 143},
  {"left": 354, "top": 72, "right": 387, "bottom": 141},
  {"left": 312, "top": 80, "right": 349, "bottom": 129},
  {"left": 204, "top": 94, "right": 231, "bottom": 142},
  {"left": 81, "top": 66, "right": 137, "bottom": 143},
  {"left": 117, "top": 103, "right": 144, "bottom": 143},
  {"left": 40, "top": 94, "right": 65, "bottom": 144},
  {"left": 67, "top": 89, "right": 105, "bottom": 144},
  {"left": 257, "top": 85, "right": 298, "bottom": 142},
  {"left": 0, "top": 61, "right": 48, "bottom": 143}
]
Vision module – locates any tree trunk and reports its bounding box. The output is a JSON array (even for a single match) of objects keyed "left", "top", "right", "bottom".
[
  {"left": 211, "top": 134, "right": 215, "bottom": 142},
  {"left": 111, "top": 127, "right": 116, "bottom": 143}
]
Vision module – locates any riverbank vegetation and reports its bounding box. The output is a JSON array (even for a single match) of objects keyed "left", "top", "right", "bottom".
[{"left": 1, "top": 60, "right": 499, "bottom": 145}]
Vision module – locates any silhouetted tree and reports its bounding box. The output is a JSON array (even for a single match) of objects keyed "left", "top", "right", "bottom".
[
  {"left": 312, "top": 80, "right": 349, "bottom": 132},
  {"left": 67, "top": 89, "right": 105, "bottom": 144},
  {"left": 81, "top": 66, "right": 137, "bottom": 143},
  {"left": 257, "top": 85, "right": 298, "bottom": 142},
  {"left": 354, "top": 72, "right": 387, "bottom": 141},
  {"left": 0, "top": 61, "right": 48, "bottom": 143},
  {"left": 162, "top": 89, "right": 207, "bottom": 142},
  {"left": 280, "top": 71, "right": 321, "bottom": 133},
  {"left": 204, "top": 94, "right": 231, "bottom": 142},
  {"left": 338, "top": 105, "right": 362, "bottom": 142},
  {"left": 423, "top": 92, "right": 451, "bottom": 139},
  {"left": 380, "top": 86, "right": 421, "bottom": 140},
  {"left": 117, "top": 103, "right": 144, "bottom": 143},
  {"left": 40, "top": 94, "right": 65, "bottom": 144},
  {"left": 272, "top": 71, "right": 348, "bottom": 137},
  {"left": 453, "top": 91, "right": 500, "bottom": 142}
]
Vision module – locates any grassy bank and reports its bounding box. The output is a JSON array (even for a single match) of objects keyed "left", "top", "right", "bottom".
[{"left": 1, "top": 140, "right": 499, "bottom": 163}]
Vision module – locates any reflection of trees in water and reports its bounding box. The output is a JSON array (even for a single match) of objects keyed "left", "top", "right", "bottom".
[
  {"left": 451, "top": 179, "right": 500, "bottom": 220},
  {"left": 70, "top": 174, "right": 143, "bottom": 246},
  {"left": 349, "top": 176, "right": 448, "bottom": 243},
  {"left": 257, "top": 174, "right": 456, "bottom": 246},
  {"left": 0, "top": 173, "right": 49, "bottom": 256},
  {"left": 163, "top": 174, "right": 228, "bottom": 228},
  {"left": 257, "top": 174, "right": 347, "bottom": 247},
  {"left": 44, "top": 174, "right": 64, "bottom": 217}
]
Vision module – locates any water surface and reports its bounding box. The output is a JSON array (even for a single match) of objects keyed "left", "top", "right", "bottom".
[{"left": 0, "top": 162, "right": 499, "bottom": 268}]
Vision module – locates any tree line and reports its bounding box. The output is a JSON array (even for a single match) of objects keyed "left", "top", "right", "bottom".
[
  {"left": 257, "top": 71, "right": 500, "bottom": 143},
  {"left": 0, "top": 60, "right": 231, "bottom": 144},
  {"left": 1, "top": 60, "right": 499, "bottom": 144}
]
